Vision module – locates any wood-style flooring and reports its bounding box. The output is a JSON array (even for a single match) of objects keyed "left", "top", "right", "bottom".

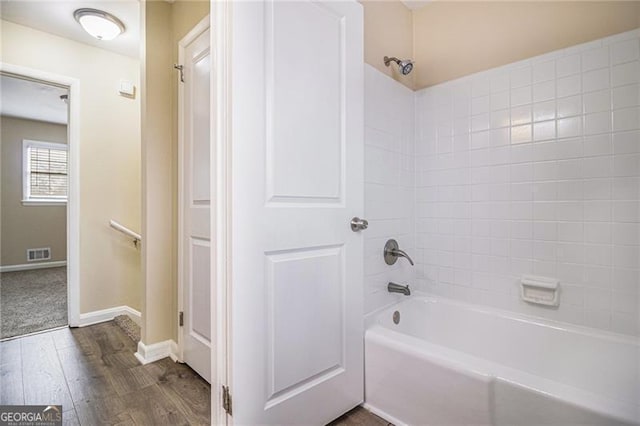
[
  {"left": 328, "top": 406, "right": 392, "bottom": 426},
  {"left": 0, "top": 322, "right": 210, "bottom": 425},
  {"left": 0, "top": 321, "right": 391, "bottom": 426}
]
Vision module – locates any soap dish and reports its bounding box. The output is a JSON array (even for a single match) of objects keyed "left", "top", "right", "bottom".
[{"left": 521, "top": 275, "right": 559, "bottom": 307}]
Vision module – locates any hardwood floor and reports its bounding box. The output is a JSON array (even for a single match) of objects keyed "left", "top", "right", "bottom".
[
  {"left": 328, "top": 406, "right": 392, "bottom": 426},
  {"left": 0, "top": 322, "right": 210, "bottom": 425},
  {"left": 0, "top": 322, "right": 392, "bottom": 425}
]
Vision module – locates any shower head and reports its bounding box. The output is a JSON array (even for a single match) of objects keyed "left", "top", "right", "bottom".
[{"left": 384, "top": 56, "right": 414, "bottom": 75}]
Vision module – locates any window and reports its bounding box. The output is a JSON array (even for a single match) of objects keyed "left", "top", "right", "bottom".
[{"left": 22, "top": 140, "right": 68, "bottom": 205}]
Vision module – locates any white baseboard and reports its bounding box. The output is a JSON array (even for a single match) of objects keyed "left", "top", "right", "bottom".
[
  {"left": 77, "top": 305, "right": 142, "bottom": 327},
  {"left": 135, "top": 339, "right": 179, "bottom": 365},
  {"left": 362, "top": 403, "right": 407, "bottom": 426},
  {"left": 0, "top": 260, "right": 67, "bottom": 273}
]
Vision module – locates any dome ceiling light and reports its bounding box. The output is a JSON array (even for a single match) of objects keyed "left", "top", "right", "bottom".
[{"left": 73, "top": 8, "right": 125, "bottom": 41}]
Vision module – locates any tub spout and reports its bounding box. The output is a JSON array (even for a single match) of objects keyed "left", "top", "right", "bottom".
[{"left": 388, "top": 282, "right": 411, "bottom": 296}]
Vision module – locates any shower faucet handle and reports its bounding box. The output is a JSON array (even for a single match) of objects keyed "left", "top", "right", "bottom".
[{"left": 384, "top": 239, "right": 415, "bottom": 266}]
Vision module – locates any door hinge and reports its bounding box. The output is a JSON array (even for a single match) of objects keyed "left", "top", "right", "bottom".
[
  {"left": 173, "top": 64, "right": 184, "bottom": 83},
  {"left": 222, "top": 385, "right": 232, "bottom": 415},
  {"left": 179, "top": 311, "right": 184, "bottom": 327}
]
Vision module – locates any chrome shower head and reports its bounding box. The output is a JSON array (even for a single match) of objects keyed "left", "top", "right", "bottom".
[{"left": 384, "top": 56, "right": 414, "bottom": 75}]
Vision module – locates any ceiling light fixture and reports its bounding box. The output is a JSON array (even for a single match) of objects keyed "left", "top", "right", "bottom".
[{"left": 73, "top": 8, "right": 125, "bottom": 41}]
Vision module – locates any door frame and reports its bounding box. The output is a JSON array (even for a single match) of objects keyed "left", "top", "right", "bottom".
[
  {"left": 177, "top": 14, "right": 211, "bottom": 365},
  {"left": 0, "top": 62, "right": 81, "bottom": 327},
  {"left": 211, "top": 2, "right": 232, "bottom": 425},
  {"left": 175, "top": 10, "right": 232, "bottom": 425}
]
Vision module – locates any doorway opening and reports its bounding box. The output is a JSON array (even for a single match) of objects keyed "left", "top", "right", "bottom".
[
  {"left": 177, "top": 16, "right": 212, "bottom": 383},
  {"left": 0, "top": 67, "right": 80, "bottom": 340}
]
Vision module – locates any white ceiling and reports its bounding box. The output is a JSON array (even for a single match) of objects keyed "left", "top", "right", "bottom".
[
  {"left": 1, "top": 75, "right": 69, "bottom": 125},
  {"left": 0, "top": 0, "right": 140, "bottom": 58},
  {"left": 401, "top": 0, "right": 431, "bottom": 11}
]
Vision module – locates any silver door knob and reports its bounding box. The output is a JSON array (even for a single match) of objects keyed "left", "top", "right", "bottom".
[{"left": 350, "top": 217, "right": 368, "bottom": 232}]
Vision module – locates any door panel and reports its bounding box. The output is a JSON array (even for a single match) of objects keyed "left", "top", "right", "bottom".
[
  {"left": 191, "top": 239, "right": 211, "bottom": 341},
  {"left": 268, "top": 1, "right": 344, "bottom": 201},
  {"left": 192, "top": 47, "right": 211, "bottom": 203},
  {"left": 267, "top": 245, "right": 343, "bottom": 399},
  {"left": 231, "top": 1, "right": 364, "bottom": 424},
  {"left": 181, "top": 26, "right": 211, "bottom": 383}
]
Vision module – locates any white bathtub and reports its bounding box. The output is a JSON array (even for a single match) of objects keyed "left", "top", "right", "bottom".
[{"left": 364, "top": 296, "right": 640, "bottom": 426}]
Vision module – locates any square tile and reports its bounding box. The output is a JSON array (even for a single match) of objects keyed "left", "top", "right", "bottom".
[
  {"left": 557, "top": 74, "right": 581, "bottom": 98},
  {"left": 583, "top": 68, "right": 610, "bottom": 93},
  {"left": 612, "top": 61, "right": 640, "bottom": 87},
  {"left": 611, "top": 38, "right": 640, "bottom": 65}
]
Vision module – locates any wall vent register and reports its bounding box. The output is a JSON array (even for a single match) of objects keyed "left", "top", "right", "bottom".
[{"left": 27, "top": 247, "right": 51, "bottom": 262}]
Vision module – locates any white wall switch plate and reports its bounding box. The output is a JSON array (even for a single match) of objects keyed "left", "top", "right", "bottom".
[{"left": 119, "top": 80, "right": 136, "bottom": 98}]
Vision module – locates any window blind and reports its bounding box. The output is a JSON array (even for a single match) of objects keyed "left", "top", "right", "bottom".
[{"left": 29, "top": 146, "right": 68, "bottom": 198}]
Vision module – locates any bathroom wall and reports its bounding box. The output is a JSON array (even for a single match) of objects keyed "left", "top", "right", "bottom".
[
  {"left": 360, "top": 0, "right": 414, "bottom": 89},
  {"left": 414, "top": 29, "right": 640, "bottom": 336},
  {"left": 359, "top": 0, "right": 639, "bottom": 91},
  {"left": 364, "top": 65, "right": 415, "bottom": 314},
  {"left": 412, "top": 1, "right": 640, "bottom": 89}
]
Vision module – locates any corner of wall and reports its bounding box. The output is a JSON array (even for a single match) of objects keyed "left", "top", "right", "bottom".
[
  {"left": 141, "top": 0, "right": 174, "bottom": 346},
  {"left": 361, "top": 0, "right": 415, "bottom": 91},
  {"left": 141, "top": 0, "right": 209, "bottom": 346},
  {"left": 135, "top": 339, "right": 179, "bottom": 365}
]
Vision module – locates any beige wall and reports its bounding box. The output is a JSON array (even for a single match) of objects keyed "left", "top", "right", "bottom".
[
  {"left": 412, "top": 1, "right": 640, "bottom": 89},
  {"left": 360, "top": 1, "right": 640, "bottom": 90},
  {"left": 1, "top": 21, "right": 142, "bottom": 312},
  {"left": 1, "top": 116, "right": 67, "bottom": 266},
  {"left": 361, "top": 0, "right": 414, "bottom": 89},
  {"left": 171, "top": 0, "right": 210, "bottom": 43},
  {"left": 142, "top": 0, "right": 173, "bottom": 344},
  {"left": 141, "top": 0, "right": 209, "bottom": 344}
]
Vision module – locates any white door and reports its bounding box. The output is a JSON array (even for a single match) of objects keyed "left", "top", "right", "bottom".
[
  {"left": 179, "top": 22, "right": 212, "bottom": 383},
  {"left": 230, "top": 0, "right": 364, "bottom": 424}
]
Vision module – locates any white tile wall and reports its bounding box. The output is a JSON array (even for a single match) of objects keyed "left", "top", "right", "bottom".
[
  {"left": 364, "top": 65, "right": 415, "bottom": 315},
  {"left": 413, "top": 29, "right": 640, "bottom": 336}
]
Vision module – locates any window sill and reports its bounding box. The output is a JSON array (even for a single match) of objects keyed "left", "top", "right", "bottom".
[{"left": 21, "top": 199, "right": 68, "bottom": 206}]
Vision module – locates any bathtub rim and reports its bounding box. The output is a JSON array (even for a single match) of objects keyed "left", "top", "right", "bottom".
[
  {"left": 365, "top": 291, "right": 640, "bottom": 347},
  {"left": 365, "top": 293, "right": 640, "bottom": 424}
]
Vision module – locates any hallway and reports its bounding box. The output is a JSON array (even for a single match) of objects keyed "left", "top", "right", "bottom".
[{"left": 0, "top": 322, "right": 210, "bottom": 425}]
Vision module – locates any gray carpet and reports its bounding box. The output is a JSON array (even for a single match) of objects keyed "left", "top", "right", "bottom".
[
  {"left": 113, "top": 314, "right": 141, "bottom": 342},
  {"left": 0, "top": 266, "right": 67, "bottom": 339}
]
